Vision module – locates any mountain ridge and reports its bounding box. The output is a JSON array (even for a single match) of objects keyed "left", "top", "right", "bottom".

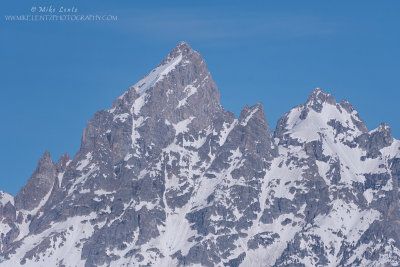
[{"left": 0, "top": 42, "right": 399, "bottom": 267}]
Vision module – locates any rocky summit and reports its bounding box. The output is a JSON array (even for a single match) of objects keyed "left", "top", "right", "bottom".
[{"left": 0, "top": 42, "right": 399, "bottom": 267}]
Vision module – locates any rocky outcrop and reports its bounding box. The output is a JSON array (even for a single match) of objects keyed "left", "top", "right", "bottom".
[{"left": 14, "top": 151, "right": 56, "bottom": 211}]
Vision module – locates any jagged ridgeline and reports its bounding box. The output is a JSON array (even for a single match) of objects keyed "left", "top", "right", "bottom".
[{"left": 0, "top": 42, "right": 399, "bottom": 267}]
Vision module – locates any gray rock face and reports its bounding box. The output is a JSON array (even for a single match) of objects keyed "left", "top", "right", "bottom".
[
  {"left": 56, "top": 153, "right": 70, "bottom": 174},
  {"left": 14, "top": 151, "right": 56, "bottom": 211},
  {"left": 0, "top": 42, "right": 399, "bottom": 266}
]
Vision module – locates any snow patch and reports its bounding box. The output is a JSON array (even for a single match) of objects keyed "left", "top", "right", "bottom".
[
  {"left": 113, "top": 113, "right": 130, "bottom": 122},
  {"left": 177, "top": 85, "right": 198, "bottom": 108},
  {"left": 240, "top": 106, "right": 259, "bottom": 126},
  {"left": 76, "top": 152, "right": 93, "bottom": 171},
  {"left": 173, "top": 117, "right": 195, "bottom": 135},
  {"left": 0, "top": 191, "right": 14, "bottom": 206},
  {"left": 133, "top": 54, "right": 183, "bottom": 95}
]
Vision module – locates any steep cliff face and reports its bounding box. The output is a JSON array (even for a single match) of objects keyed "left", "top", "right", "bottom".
[{"left": 0, "top": 42, "right": 399, "bottom": 267}]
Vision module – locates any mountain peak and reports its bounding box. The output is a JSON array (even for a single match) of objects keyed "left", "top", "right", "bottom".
[
  {"left": 15, "top": 151, "right": 56, "bottom": 211},
  {"left": 110, "top": 41, "right": 221, "bottom": 131},
  {"left": 159, "top": 41, "right": 195, "bottom": 65},
  {"left": 130, "top": 42, "right": 201, "bottom": 96},
  {"left": 168, "top": 41, "right": 194, "bottom": 57},
  {"left": 239, "top": 102, "right": 268, "bottom": 126},
  {"left": 306, "top": 88, "right": 336, "bottom": 112},
  {"left": 41, "top": 150, "right": 52, "bottom": 162},
  {"left": 275, "top": 88, "right": 368, "bottom": 143},
  {"left": 176, "top": 41, "right": 190, "bottom": 48}
]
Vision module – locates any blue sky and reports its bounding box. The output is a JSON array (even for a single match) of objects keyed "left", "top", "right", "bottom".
[{"left": 1, "top": 0, "right": 399, "bottom": 195}]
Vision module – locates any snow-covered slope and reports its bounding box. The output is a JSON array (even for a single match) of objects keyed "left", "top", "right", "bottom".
[{"left": 0, "top": 42, "right": 399, "bottom": 267}]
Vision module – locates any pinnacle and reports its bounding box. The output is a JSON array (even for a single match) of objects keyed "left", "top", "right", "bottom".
[
  {"left": 41, "top": 150, "right": 53, "bottom": 163},
  {"left": 165, "top": 41, "right": 196, "bottom": 61},
  {"left": 306, "top": 88, "right": 336, "bottom": 110}
]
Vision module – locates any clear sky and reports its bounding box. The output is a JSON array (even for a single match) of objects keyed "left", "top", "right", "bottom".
[{"left": 1, "top": 0, "right": 399, "bottom": 195}]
